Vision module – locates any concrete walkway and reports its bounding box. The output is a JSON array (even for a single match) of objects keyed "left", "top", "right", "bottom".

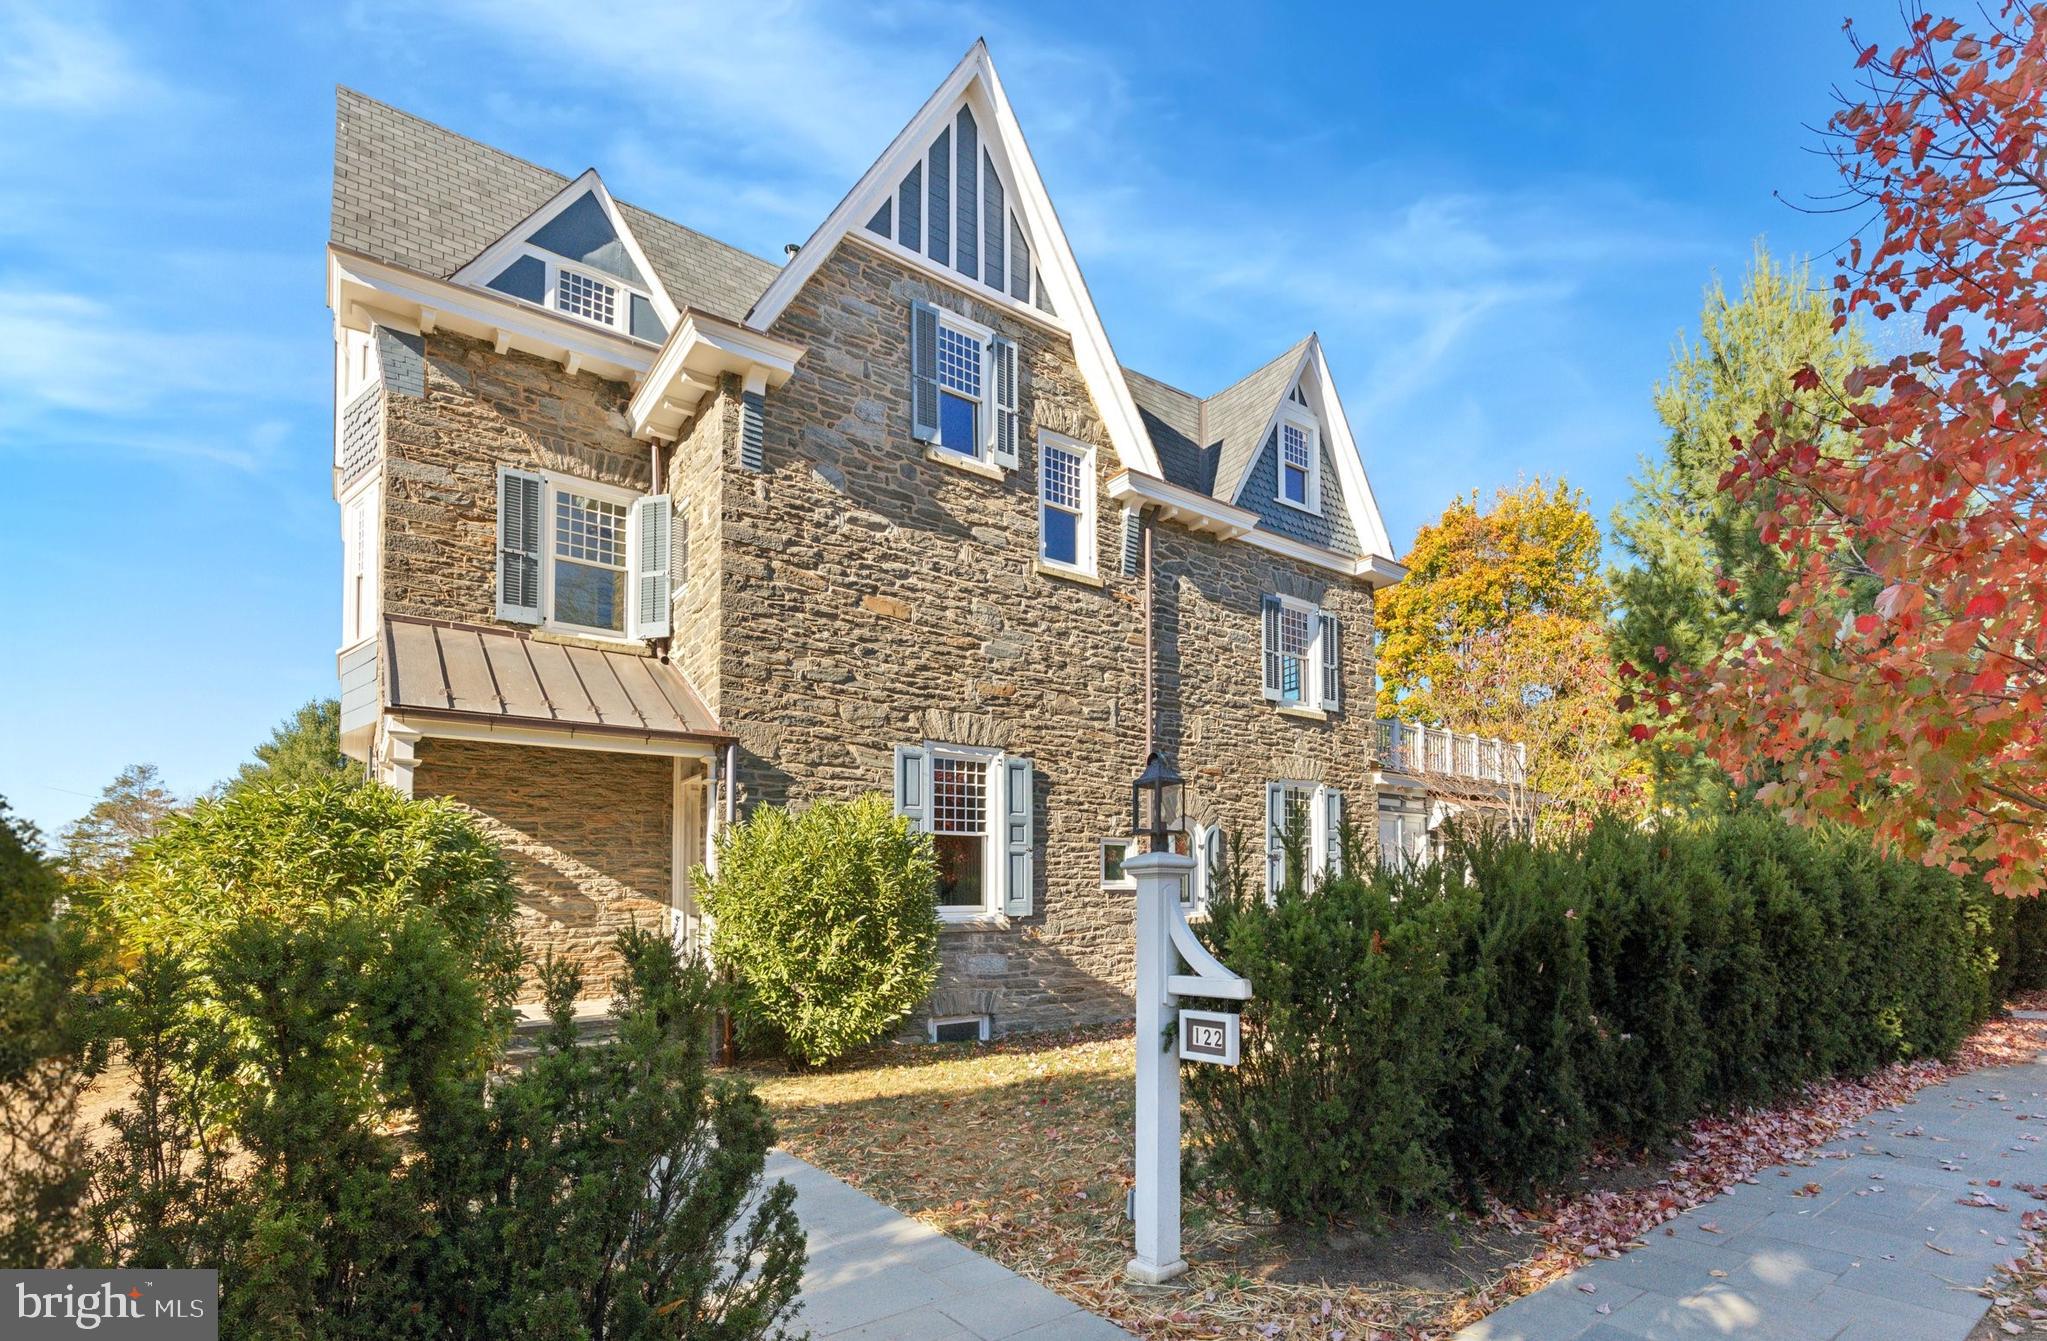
[
  {"left": 769, "top": 1150, "right": 1133, "bottom": 1340},
  {"left": 1461, "top": 1048, "right": 2047, "bottom": 1341}
]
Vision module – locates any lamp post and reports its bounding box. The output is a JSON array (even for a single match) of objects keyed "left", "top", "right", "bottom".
[{"left": 1123, "top": 752, "right": 1251, "bottom": 1286}]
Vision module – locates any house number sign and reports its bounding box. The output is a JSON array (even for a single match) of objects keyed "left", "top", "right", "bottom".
[{"left": 1177, "top": 1009, "right": 1240, "bottom": 1067}]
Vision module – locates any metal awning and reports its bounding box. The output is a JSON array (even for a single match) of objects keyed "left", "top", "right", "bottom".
[{"left": 381, "top": 615, "right": 725, "bottom": 744}]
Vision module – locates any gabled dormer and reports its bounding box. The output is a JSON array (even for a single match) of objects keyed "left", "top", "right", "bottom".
[{"left": 452, "top": 170, "right": 678, "bottom": 345}]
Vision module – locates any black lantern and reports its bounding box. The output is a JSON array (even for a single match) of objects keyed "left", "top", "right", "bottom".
[{"left": 1130, "top": 751, "right": 1185, "bottom": 850}]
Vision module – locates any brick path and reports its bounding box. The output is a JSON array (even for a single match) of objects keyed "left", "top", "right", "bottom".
[{"left": 1460, "top": 1041, "right": 2047, "bottom": 1341}]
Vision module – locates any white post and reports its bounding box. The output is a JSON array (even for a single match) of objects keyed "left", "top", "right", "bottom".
[{"left": 1124, "top": 848, "right": 1194, "bottom": 1284}]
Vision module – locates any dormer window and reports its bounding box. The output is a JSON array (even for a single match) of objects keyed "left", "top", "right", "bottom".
[
  {"left": 457, "top": 180, "right": 673, "bottom": 344},
  {"left": 557, "top": 268, "right": 618, "bottom": 327},
  {"left": 1276, "top": 403, "right": 1320, "bottom": 513}
]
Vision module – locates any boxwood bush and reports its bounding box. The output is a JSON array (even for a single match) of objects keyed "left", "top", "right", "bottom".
[
  {"left": 700, "top": 792, "right": 940, "bottom": 1067},
  {"left": 1187, "top": 811, "right": 2047, "bottom": 1225}
]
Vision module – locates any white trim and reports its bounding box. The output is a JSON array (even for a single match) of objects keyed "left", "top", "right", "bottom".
[
  {"left": 744, "top": 41, "right": 1162, "bottom": 480},
  {"left": 452, "top": 169, "right": 680, "bottom": 332},
  {"left": 932, "top": 306, "right": 991, "bottom": 464},
  {"left": 385, "top": 710, "right": 720, "bottom": 761},
  {"left": 843, "top": 230, "right": 1064, "bottom": 337},
  {"left": 522, "top": 468, "right": 641, "bottom": 642},
  {"left": 1274, "top": 401, "right": 1322, "bottom": 516},
  {"left": 339, "top": 475, "right": 381, "bottom": 650},
  {"left": 329, "top": 247, "right": 652, "bottom": 385},
  {"left": 628, "top": 311, "right": 804, "bottom": 442},
  {"left": 1100, "top": 837, "right": 1135, "bottom": 890},
  {"left": 927, "top": 1014, "right": 992, "bottom": 1043},
  {"left": 921, "top": 740, "right": 1005, "bottom": 922},
  {"left": 1271, "top": 593, "right": 1319, "bottom": 708},
  {"left": 1036, "top": 429, "right": 1097, "bottom": 578}
]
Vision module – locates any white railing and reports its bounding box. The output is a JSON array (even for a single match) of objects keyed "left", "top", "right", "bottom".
[{"left": 1373, "top": 719, "right": 1528, "bottom": 787}]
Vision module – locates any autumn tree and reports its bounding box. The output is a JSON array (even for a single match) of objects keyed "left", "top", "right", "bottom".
[
  {"left": 1666, "top": 5, "right": 2047, "bottom": 894},
  {"left": 58, "top": 765, "right": 179, "bottom": 885},
  {"left": 1611, "top": 244, "right": 1870, "bottom": 812},
  {"left": 1378, "top": 479, "right": 1641, "bottom": 824}
]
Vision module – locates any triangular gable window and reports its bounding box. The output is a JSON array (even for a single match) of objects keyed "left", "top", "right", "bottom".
[
  {"left": 863, "top": 103, "right": 1052, "bottom": 316},
  {"left": 458, "top": 174, "right": 673, "bottom": 344}
]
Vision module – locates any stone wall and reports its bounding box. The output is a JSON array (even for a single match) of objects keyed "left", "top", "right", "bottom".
[
  {"left": 379, "top": 332, "right": 651, "bottom": 629},
  {"left": 723, "top": 240, "right": 1383, "bottom": 1034},
  {"left": 664, "top": 377, "right": 738, "bottom": 715},
  {"left": 411, "top": 738, "right": 672, "bottom": 1003}
]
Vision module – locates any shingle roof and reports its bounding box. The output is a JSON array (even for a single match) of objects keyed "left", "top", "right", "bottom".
[
  {"left": 382, "top": 616, "right": 725, "bottom": 741},
  {"left": 1119, "top": 339, "right": 1313, "bottom": 503},
  {"left": 332, "top": 88, "right": 780, "bottom": 323}
]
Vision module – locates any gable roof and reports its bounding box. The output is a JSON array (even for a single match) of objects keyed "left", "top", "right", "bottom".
[
  {"left": 332, "top": 88, "right": 779, "bottom": 323},
  {"left": 1202, "top": 337, "right": 1316, "bottom": 504},
  {"left": 744, "top": 41, "right": 1162, "bottom": 479}
]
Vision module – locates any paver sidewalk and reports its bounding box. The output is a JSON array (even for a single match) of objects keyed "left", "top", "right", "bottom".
[
  {"left": 1459, "top": 1046, "right": 2047, "bottom": 1341},
  {"left": 768, "top": 1150, "right": 1133, "bottom": 1340}
]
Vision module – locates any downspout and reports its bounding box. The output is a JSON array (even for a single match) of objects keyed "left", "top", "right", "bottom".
[{"left": 1143, "top": 511, "right": 1154, "bottom": 760}]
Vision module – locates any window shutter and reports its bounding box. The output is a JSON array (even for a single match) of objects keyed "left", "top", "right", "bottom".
[
  {"left": 1260, "top": 597, "right": 1283, "bottom": 701},
  {"left": 1264, "top": 782, "right": 1284, "bottom": 898},
  {"left": 909, "top": 302, "right": 940, "bottom": 443},
  {"left": 496, "top": 467, "right": 543, "bottom": 623},
  {"left": 629, "top": 494, "right": 672, "bottom": 639},
  {"left": 1322, "top": 787, "right": 1344, "bottom": 878},
  {"left": 893, "top": 745, "right": 929, "bottom": 829},
  {"left": 1318, "top": 613, "right": 1341, "bottom": 711},
  {"left": 1121, "top": 506, "right": 1142, "bottom": 577},
  {"left": 1002, "top": 755, "right": 1034, "bottom": 917},
  {"left": 990, "top": 336, "right": 1018, "bottom": 468}
]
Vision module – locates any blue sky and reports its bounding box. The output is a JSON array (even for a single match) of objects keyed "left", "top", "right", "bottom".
[{"left": 0, "top": 0, "right": 1867, "bottom": 839}]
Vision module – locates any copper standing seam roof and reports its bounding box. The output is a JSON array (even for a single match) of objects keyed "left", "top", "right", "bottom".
[{"left": 381, "top": 615, "right": 727, "bottom": 743}]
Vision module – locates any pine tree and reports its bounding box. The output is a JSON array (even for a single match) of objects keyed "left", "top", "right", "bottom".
[
  {"left": 230, "top": 698, "right": 354, "bottom": 794},
  {"left": 58, "top": 765, "right": 179, "bottom": 885},
  {"left": 1610, "top": 245, "right": 1868, "bottom": 812}
]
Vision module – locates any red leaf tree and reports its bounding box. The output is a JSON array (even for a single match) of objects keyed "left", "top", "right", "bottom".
[{"left": 1676, "top": 3, "right": 2047, "bottom": 893}]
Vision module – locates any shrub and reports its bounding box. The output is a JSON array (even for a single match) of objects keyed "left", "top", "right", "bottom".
[
  {"left": 701, "top": 792, "right": 940, "bottom": 1066},
  {"left": 1191, "top": 809, "right": 2028, "bottom": 1224},
  {"left": 76, "top": 782, "right": 806, "bottom": 1339}
]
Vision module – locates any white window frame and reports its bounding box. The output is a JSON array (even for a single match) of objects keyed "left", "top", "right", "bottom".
[
  {"left": 1036, "top": 430, "right": 1096, "bottom": 576},
  {"left": 927, "top": 1014, "right": 992, "bottom": 1043},
  {"left": 491, "top": 244, "right": 655, "bottom": 340},
  {"left": 921, "top": 742, "right": 1004, "bottom": 921},
  {"left": 1266, "top": 781, "right": 1341, "bottom": 897},
  {"left": 1271, "top": 593, "right": 1330, "bottom": 707},
  {"left": 339, "top": 477, "right": 380, "bottom": 651},
  {"left": 534, "top": 468, "right": 639, "bottom": 642},
  {"left": 1275, "top": 402, "right": 1321, "bottom": 515},
  {"left": 1377, "top": 789, "right": 1433, "bottom": 871},
  {"left": 1189, "top": 822, "right": 1224, "bottom": 911},
  {"left": 933, "top": 307, "right": 996, "bottom": 463},
  {"left": 1099, "top": 837, "right": 1134, "bottom": 890}
]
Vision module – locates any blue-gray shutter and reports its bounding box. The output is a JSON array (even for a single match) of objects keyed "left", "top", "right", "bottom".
[
  {"left": 739, "top": 389, "right": 766, "bottom": 471},
  {"left": 893, "top": 745, "right": 929, "bottom": 829},
  {"left": 927, "top": 126, "right": 951, "bottom": 265},
  {"left": 1003, "top": 755, "right": 1034, "bottom": 917},
  {"left": 982, "top": 151, "right": 1005, "bottom": 294},
  {"left": 909, "top": 302, "right": 940, "bottom": 443},
  {"left": 1318, "top": 613, "right": 1341, "bottom": 710},
  {"left": 898, "top": 163, "right": 922, "bottom": 253},
  {"left": 955, "top": 108, "right": 979, "bottom": 280},
  {"left": 629, "top": 494, "right": 672, "bottom": 639},
  {"left": 990, "top": 336, "right": 1018, "bottom": 468},
  {"left": 1260, "top": 596, "right": 1283, "bottom": 700},
  {"left": 496, "top": 467, "right": 543, "bottom": 623},
  {"left": 1264, "top": 782, "right": 1285, "bottom": 897},
  {"left": 1008, "top": 214, "right": 1030, "bottom": 303},
  {"left": 1121, "top": 507, "right": 1142, "bottom": 577},
  {"left": 1323, "top": 787, "right": 1344, "bottom": 877}
]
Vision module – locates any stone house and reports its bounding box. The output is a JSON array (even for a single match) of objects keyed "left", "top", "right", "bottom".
[{"left": 327, "top": 42, "right": 1523, "bottom": 1034}]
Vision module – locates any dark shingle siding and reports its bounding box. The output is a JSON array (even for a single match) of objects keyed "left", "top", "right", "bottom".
[
  {"left": 339, "top": 387, "right": 381, "bottom": 487},
  {"left": 1232, "top": 430, "right": 1362, "bottom": 556},
  {"left": 332, "top": 88, "right": 780, "bottom": 323}
]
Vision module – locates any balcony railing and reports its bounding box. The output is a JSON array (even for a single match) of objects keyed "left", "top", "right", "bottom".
[{"left": 1373, "top": 719, "right": 1528, "bottom": 787}]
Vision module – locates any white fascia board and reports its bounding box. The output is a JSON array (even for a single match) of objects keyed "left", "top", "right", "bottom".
[
  {"left": 629, "top": 312, "right": 806, "bottom": 440},
  {"left": 386, "top": 710, "right": 721, "bottom": 761},
  {"left": 1106, "top": 470, "right": 1256, "bottom": 539},
  {"left": 327, "top": 247, "right": 653, "bottom": 384},
  {"left": 744, "top": 41, "right": 1162, "bottom": 479},
  {"left": 1302, "top": 338, "right": 1396, "bottom": 562},
  {"left": 450, "top": 168, "right": 680, "bottom": 327}
]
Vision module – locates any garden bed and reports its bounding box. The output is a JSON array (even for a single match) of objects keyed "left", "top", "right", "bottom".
[{"left": 747, "top": 1009, "right": 2047, "bottom": 1340}]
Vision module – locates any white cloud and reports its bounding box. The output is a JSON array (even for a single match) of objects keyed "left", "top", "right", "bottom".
[{"left": 0, "top": 3, "right": 161, "bottom": 112}]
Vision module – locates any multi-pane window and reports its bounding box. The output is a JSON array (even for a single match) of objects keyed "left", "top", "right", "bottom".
[
  {"left": 1378, "top": 793, "right": 1432, "bottom": 870},
  {"left": 552, "top": 491, "right": 628, "bottom": 633},
  {"left": 936, "top": 322, "right": 982, "bottom": 456},
  {"left": 930, "top": 755, "right": 989, "bottom": 908},
  {"left": 557, "top": 268, "right": 618, "bottom": 327},
  {"left": 1280, "top": 420, "right": 1314, "bottom": 507},
  {"left": 1100, "top": 838, "right": 1133, "bottom": 888},
  {"left": 1277, "top": 604, "right": 1310, "bottom": 703},
  {"left": 1039, "top": 438, "right": 1089, "bottom": 570}
]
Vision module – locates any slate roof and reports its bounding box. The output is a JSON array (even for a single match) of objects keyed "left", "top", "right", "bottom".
[
  {"left": 332, "top": 88, "right": 780, "bottom": 323},
  {"left": 382, "top": 616, "right": 725, "bottom": 741}
]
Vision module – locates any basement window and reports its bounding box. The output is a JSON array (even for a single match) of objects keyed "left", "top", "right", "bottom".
[{"left": 929, "top": 1015, "right": 991, "bottom": 1044}]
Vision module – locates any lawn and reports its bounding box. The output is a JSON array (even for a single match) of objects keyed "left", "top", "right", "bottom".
[{"left": 747, "top": 1012, "right": 2047, "bottom": 1341}]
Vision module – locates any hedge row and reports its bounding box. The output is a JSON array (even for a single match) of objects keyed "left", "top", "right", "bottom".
[{"left": 1186, "top": 812, "right": 2047, "bottom": 1225}]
